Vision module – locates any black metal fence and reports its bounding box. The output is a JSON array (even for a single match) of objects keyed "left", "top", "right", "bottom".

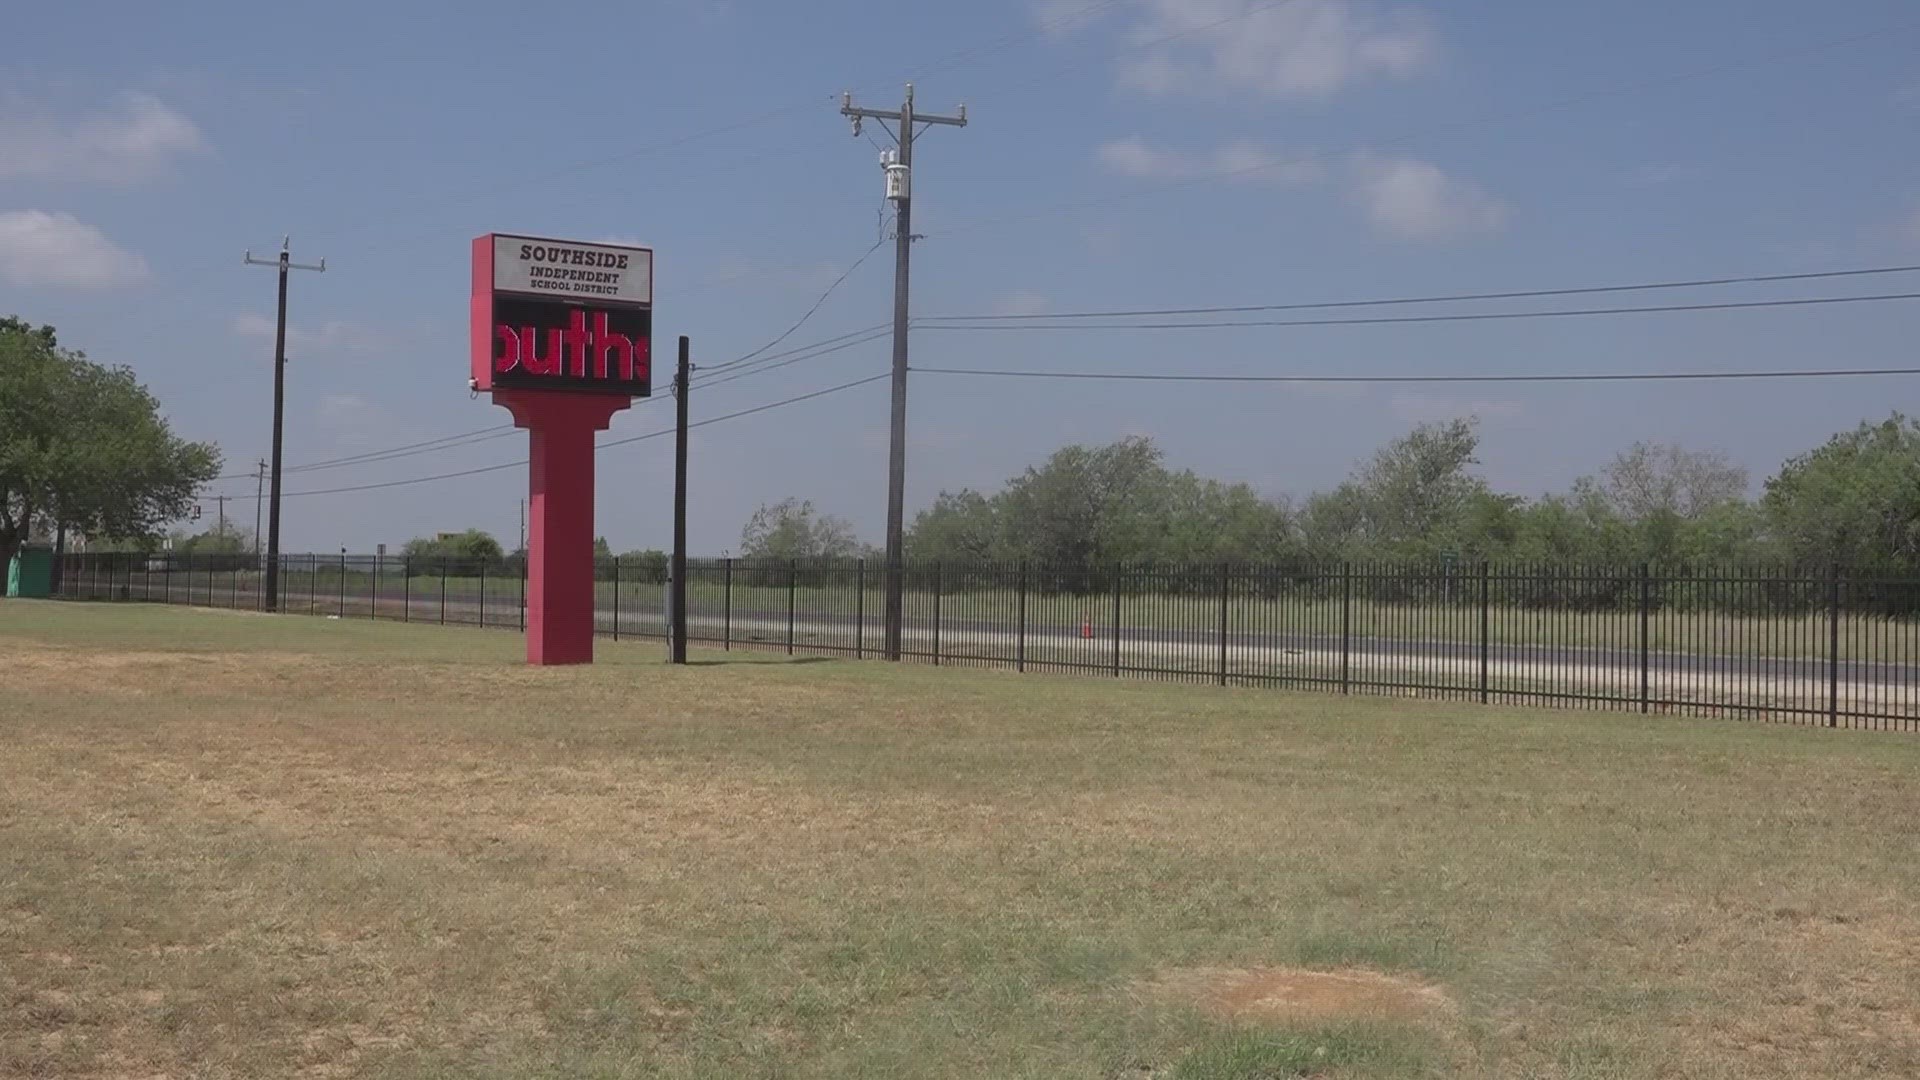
[{"left": 49, "top": 554, "right": 1920, "bottom": 732}]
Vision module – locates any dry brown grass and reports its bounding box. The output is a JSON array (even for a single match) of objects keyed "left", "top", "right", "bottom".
[{"left": 4, "top": 601, "right": 1920, "bottom": 1078}]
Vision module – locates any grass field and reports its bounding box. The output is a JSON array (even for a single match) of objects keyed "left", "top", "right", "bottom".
[{"left": 4, "top": 601, "right": 1919, "bottom": 1078}]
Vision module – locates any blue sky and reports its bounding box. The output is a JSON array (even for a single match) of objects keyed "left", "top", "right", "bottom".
[{"left": 4, "top": 0, "right": 1919, "bottom": 553}]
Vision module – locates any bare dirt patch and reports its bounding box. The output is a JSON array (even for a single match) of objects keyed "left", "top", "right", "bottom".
[{"left": 1145, "top": 966, "right": 1450, "bottom": 1023}]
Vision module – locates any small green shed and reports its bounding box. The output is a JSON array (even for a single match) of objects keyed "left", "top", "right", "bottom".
[{"left": 6, "top": 546, "right": 53, "bottom": 598}]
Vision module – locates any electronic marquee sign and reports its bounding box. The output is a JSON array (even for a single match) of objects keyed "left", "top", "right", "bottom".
[
  {"left": 469, "top": 232, "right": 655, "bottom": 666},
  {"left": 470, "top": 234, "right": 653, "bottom": 396}
]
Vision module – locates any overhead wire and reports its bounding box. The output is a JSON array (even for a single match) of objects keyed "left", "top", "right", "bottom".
[
  {"left": 912, "top": 366, "right": 1920, "bottom": 385},
  {"left": 211, "top": 373, "right": 891, "bottom": 500},
  {"left": 697, "top": 240, "right": 889, "bottom": 374},
  {"left": 922, "top": 263, "right": 1920, "bottom": 322},
  {"left": 915, "top": 291, "right": 1920, "bottom": 332}
]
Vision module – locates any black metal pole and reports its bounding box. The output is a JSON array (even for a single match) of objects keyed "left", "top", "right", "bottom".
[
  {"left": 671, "top": 335, "right": 690, "bottom": 664},
  {"left": 439, "top": 558, "right": 447, "bottom": 625},
  {"left": 1017, "top": 562, "right": 1028, "bottom": 673},
  {"left": 1479, "top": 560, "right": 1491, "bottom": 704},
  {"left": 787, "top": 559, "right": 797, "bottom": 656},
  {"left": 1340, "top": 562, "right": 1352, "bottom": 694},
  {"left": 1112, "top": 563, "right": 1122, "bottom": 677},
  {"left": 1217, "top": 562, "right": 1230, "bottom": 687},
  {"left": 724, "top": 557, "right": 734, "bottom": 651},
  {"left": 932, "top": 561, "right": 942, "bottom": 666},
  {"left": 852, "top": 558, "right": 861, "bottom": 659},
  {"left": 611, "top": 555, "right": 620, "bottom": 642},
  {"left": 1829, "top": 563, "right": 1841, "bottom": 728},
  {"left": 1639, "top": 562, "right": 1651, "bottom": 713}
]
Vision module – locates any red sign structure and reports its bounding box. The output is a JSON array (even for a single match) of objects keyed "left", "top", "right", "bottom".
[{"left": 471, "top": 233, "right": 653, "bottom": 664}]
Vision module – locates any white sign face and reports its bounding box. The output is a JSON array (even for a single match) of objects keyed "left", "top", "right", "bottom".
[{"left": 491, "top": 234, "right": 653, "bottom": 305}]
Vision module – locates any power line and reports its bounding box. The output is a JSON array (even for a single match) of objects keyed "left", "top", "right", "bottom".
[
  {"left": 694, "top": 326, "right": 894, "bottom": 390},
  {"left": 698, "top": 240, "right": 889, "bottom": 375},
  {"left": 924, "top": 263, "right": 1920, "bottom": 322},
  {"left": 203, "top": 326, "right": 889, "bottom": 486},
  {"left": 916, "top": 291, "right": 1920, "bottom": 332},
  {"left": 240, "top": 372, "right": 889, "bottom": 500},
  {"left": 913, "top": 365, "right": 1920, "bottom": 384},
  {"left": 281, "top": 425, "right": 517, "bottom": 474}
]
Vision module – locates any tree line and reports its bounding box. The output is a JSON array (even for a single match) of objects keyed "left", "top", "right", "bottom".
[{"left": 892, "top": 416, "right": 1920, "bottom": 574}]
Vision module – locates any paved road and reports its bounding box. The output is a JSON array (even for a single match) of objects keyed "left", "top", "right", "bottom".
[{"left": 88, "top": 580, "right": 1920, "bottom": 711}]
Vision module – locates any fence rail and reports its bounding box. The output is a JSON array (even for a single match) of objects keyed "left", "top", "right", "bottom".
[{"left": 46, "top": 554, "right": 1920, "bottom": 732}]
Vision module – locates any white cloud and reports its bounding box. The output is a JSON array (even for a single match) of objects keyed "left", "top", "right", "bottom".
[
  {"left": 989, "top": 292, "right": 1053, "bottom": 316},
  {"left": 0, "top": 210, "right": 148, "bottom": 286},
  {"left": 0, "top": 91, "right": 203, "bottom": 183},
  {"left": 1112, "top": 0, "right": 1436, "bottom": 99},
  {"left": 1350, "top": 153, "right": 1507, "bottom": 241},
  {"left": 1096, "top": 136, "right": 1323, "bottom": 184},
  {"left": 230, "top": 313, "right": 376, "bottom": 353}
]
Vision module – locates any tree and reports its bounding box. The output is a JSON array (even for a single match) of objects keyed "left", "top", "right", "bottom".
[
  {"left": 617, "top": 548, "right": 670, "bottom": 583},
  {"left": 906, "top": 490, "right": 1001, "bottom": 561},
  {"left": 1, "top": 319, "right": 220, "bottom": 574},
  {"left": 1596, "top": 441, "right": 1748, "bottom": 522},
  {"left": 994, "top": 436, "right": 1173, "bottom": 569},
  {"left": 1350, "top": 418, "right": 1487, "bottom": 552},
  {"left": 739, "top": 498, "right": 860, "bottom": 560},
  {"left": 175, "top": 523, "right": 254, "bottom": 555},
  {"left": 402, "top": 528, "right": 504, "bottom": 566},
  {"left": 1763, "top": 414, "right": 1920, "bottom": 568}
]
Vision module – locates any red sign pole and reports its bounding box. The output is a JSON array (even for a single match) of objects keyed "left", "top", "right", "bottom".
[{"left": 495, "top": 391, "right": 629, "bottom": 664}]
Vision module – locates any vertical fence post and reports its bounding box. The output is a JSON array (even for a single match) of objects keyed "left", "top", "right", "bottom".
[
  {"left": 932, "top": 562, "right": 943, "bottom": 666},
  {"left": 336, "top": 554, "right": 345, "bottom": 616},
  {"left": 1638, "top": 562, "right": 1651, "bottom": 714},
  {"left": 309, "top": 554, "right": 317, "bottom": 616},
  {"left": 164, "top": 553, "right": 172, "bottom": 605},
  {"left": 231, "top": 556, "right": 239, "bottom": 609},
  {"left": 850, "top": 558, "right": 860, "bottom": 659},
  {"left": 439, "top": 558, "right": 447, "bottom": 625},
  {"left": 1479, "top": 560, "right": 1491, "bottom": 704},
  {"left": 144, "top": 553, "right": 152, "bottom": 603},
  {"left": 518, "top": 555, "right": 525, "bottom": 631},
  {"left": 1828, "top": 563, "right": 1841, "bottom": 728},
  {"left": 1340, "top": 562, "right": 1352, "bottom": 694},
  {"left": 371, "top": 555, "right": 380, "bottom": 619},
  {"left": 610, "top": 555, "right": 619, "bottom": 642},
  {"left": 1017, "top": 562, "right": 1028, "bottom": 673},
  {"left": 1112, "top": 563, "right": 1123, "bottom": 677},
  {"left": 1217, "top": 562, "right": 1230, "bottom": 687},
  {"left": 787, "top": 559, "right": 797, "bottom": 656},
  {"left": 725, "top": 557, "right": 735, "bottom": 652},
  {"left": 479, "top": 560, "right": 487, "bottom": 628},
  {"left": 403, "top": 556, "right": 411, "bottom": 623}
]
